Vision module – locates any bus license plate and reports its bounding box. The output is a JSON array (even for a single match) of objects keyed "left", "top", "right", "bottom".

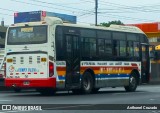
[{"left": 23, "top": 81, "right": 30, "bottom": 85}]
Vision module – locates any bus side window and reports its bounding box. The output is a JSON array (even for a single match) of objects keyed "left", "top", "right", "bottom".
[
  {"left": 80, "top": 29, "right": 96, "bottom": 59},
  {"left": 120, "top": 40, "right": 126, "bottom": 56},
  {"left": 98, "top": 39, "right": 105, "bottom": 57},
  {"left": 134, "top": 42, "right": 139, "bottom": 57},
  {"left": 126, "top": 33, "right": 139, "bottom": 57},
  {"left": 112, "top": 32, "right": 126, "bottom": 57},
  {"left": 55, "top": 26, "right": 64, "bottom": 60},
  {"left": 84, "top": 38, "right": 90, "bottom": 57},
  {"left": 113, "top": 40, "right": 120, "bottom": 56},
  {"left": 97, "top": 30, "right": 112, "bottom": 59},
  {"left": 90, "top": 38, "right": 96, "bottom": 57},
  {"left": 105, "top": 40, "right": 112, "bottom": 56},
  {"left": 127, "top": 41, "right": 134, "bottom": 57}
]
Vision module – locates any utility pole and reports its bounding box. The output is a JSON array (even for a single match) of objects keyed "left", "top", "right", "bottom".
[{"left": 95, "top": 0, "right": 98, "bottom": 26}]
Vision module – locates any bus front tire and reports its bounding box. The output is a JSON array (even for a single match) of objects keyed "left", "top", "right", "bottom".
[
  {"left": 81, "top": 72, "right": 94, "bottom": 94},
  {"left": 124, "top": 72, "right": 138, "bottom": 92}
]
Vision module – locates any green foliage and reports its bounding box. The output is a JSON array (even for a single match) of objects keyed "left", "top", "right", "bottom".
[{"left": 100, "top": 20, "right": 124, "bottom": 27}]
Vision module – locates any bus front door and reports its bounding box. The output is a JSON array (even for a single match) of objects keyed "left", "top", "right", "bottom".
[
  {"left": 65, "top": 35, "right": 80, "bottom": 88},
  {"left": 140, "top": 44, "right": 150, "bottom": 83}
]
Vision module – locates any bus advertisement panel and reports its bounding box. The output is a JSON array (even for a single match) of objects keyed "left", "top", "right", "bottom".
[{"left": 14, "top": 11, "right": 77, "bottom": 24}]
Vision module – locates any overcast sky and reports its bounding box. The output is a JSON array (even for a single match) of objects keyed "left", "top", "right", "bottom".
[{"left": 1, "top": 0, "right": 160, "bottom": 25}]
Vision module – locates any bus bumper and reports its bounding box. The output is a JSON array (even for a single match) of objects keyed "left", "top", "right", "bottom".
[{"left": 5, "top": 78, "right": 56, "bottom": 88}]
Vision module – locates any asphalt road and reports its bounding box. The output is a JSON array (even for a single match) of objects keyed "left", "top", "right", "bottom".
[{"left": 0, "top": 85, "right": 160, "bottom": 113}]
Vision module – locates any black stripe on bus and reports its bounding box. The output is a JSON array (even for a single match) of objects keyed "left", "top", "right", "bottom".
[{"left": 7, "top": 51, "right": 47, "bottom": 55}]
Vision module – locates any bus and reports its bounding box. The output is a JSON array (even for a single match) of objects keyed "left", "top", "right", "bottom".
[{"left": 5, "top": 17, "right": 151, "bottom": 95}]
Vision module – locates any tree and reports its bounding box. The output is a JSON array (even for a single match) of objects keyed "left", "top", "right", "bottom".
[{"left": 100, "top": 20, "right": 124, "bottom": 27}]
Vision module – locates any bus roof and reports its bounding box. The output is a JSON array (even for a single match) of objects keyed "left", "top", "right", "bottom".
[
  {"left": 10, "top": 16, "right": 145, "bottom": 34},
  {"left": 60, "top": 23, "right": 145, "bottom": 34}
]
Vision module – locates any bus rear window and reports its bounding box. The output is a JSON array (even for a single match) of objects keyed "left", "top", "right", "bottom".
[{"left": 7, "top": 25, "right": 47, "bottom": 45}]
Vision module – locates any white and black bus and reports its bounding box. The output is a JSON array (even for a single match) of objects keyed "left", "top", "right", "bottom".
[{"left": 5, "top": 17, "right": 151, "bottom": 95}]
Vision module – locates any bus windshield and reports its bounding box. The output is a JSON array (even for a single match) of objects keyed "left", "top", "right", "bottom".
[{"left": 7, "top": 25, "right": 47, "bottom": 45}]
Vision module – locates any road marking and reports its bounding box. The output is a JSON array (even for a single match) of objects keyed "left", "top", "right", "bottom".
[
  {"left": 112, "top": 92, "right": 145, "bottom": 95},
  {"left": 6, "top": 111, "right": 18, "bottom": 113},
  {"left": 44, "top": 104, "right": 96, "bottom": 110},
  {"left": 0, "top": 100, "right": 12, "bottom": 101},
  {"left": 2, "top": 111, "right": 30, "bottom": 113},
  {"left": 151, "top": 111, "right": 160, "bottom": 113}
]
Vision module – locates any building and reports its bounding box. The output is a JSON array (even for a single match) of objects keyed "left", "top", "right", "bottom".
[{"left": 126, "top": 22, "right": 160, "bottom": 46}]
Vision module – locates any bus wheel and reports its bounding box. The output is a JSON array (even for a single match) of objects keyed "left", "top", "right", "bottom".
[
  {"left": 124, "top": 72, "right": 138, "bottom": 92},
  {"left": 14, "top": 88, "right": 21, "bottom": 93},
  {"left": 81, "top": 72, "right": 94, "bottom": 94}
]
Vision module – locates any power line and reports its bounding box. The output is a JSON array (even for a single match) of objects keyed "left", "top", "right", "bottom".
[
  {"left": 81, "top": 0, "right": 160, "bottom": 23},
  {"left": 78, "top": 11, "right": 94, "bottom": 17},
  {"left": 7, "top": 0, "right": 160, "bottom": 24},
  {"left": 82, "top": 0, "right": 160, "bottom": 13},
  {"left": 10, "top": 0, "right": 86, "bottom": 13},
  {"left": 0, "top": 7, "right": 17, "bottom": 12},
  {"left": 99, "top": 1, "right": 160, "bottom": 13},
  {"left": 75, "top": 0, "right": 160, "bottom": 14},
  {"left": 99, "top": 13, "right": 155, "bottom": 22},
  {"left": 10, "top": 0, "right": 159, "bottom": 16},
  {"left": 30, "top": 0, "right": 91, "bottom": 12},
  {"left": 10, "top": 0, "right": 94, "bottom": 18},
  {"left": 29, "top": 0, "right": 95, "bottom": 17},
  {"left": 0, "top": 12, "right": 13, "bottom": 16},
  {"left": 31, "top": 0, "right": 158, "bottom": 23}
]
